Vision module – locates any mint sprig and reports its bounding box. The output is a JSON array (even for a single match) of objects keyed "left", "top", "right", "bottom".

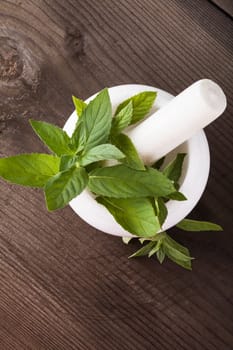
[
  {"left": 0, "top": 88, "right": 222, "bottom": 270},
  {"left": 127, "top": 232, "right": 193, "bottom": 270}
]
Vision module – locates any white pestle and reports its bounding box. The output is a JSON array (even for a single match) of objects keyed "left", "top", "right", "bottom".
[{"left": 127, "top": 79, "right": 226, "bottom": 164}]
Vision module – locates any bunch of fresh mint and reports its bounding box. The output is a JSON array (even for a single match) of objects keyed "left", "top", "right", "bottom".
[{"left": 0, "top": 89, "right": 222, "bottom": 269}]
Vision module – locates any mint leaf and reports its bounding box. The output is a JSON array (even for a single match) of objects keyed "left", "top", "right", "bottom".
[
  {"left": 129, "top": 241, "right": 155, "bottom": 258},
  {"left": 72, "top": 95, "right": 87, "bottom": 117},
  {"left": 0, "top": 154, "right": 60, "bottom": 187},
  {"left": 70, "top": 89, "right": 112, "bottom": 153},
  {"left": 30, "top": 120, "right": 72, "bottom": 157},
  {"left": 60, "top": 155, "right": 78, "bottom": 171},
  {"left": 112, "top": 133, "right": 145, "bottom": 170},
  {"left": 72, "top": 88, "right": 112, "bottom": 153},
  {"left": 70, "top": 121, "right": 86, "bottom": 154},
  {"left": 89, "top": 165, "right": 175, "bottom": 198},
  {"left": 163, "top": 153, "right": 186, "bottom": 183},
  {"left": 70, "top": 96, "right": 87, "bottom": 151},
  {"left": 82, "top": 88, "right": 112, "bottom": 151},
  {"left": 45, "top": 166, "right": 88, "bottom": 211},
  {"left": 164, "top": 234, "right": 190, "bottom": 255},
  {"left": 166, "top": 191, "right": 187, "bottom": 201},
  {"left": 156, "top": 248, "right": 165, "bottom": 264},
  {"left": 155, "top": 198, "right": 168, "bottom": 227},
  {"left": 115, "top": 91, "right": 157, "bottom": 124},
  {"left": 176, "top": 219, "right": 223, "bottom": 231},
  {"left": 79, "top": 144, "right": 124, "bottom": 166},
  {"left": 97, "top": 197, "right": 160, "bottom": 237},
  {"left": 163, "top": 245, "right": 192, "bottom": 270},
  {"left": 163, "top": 233, "right": 193, "bottom": 270},
  {"left": 152, "top": 156, "right": 165, "bottom": 170},
  {"left": 148, "top": 240, "right": 162, "bottom": 257},
  {"left": 111, "top": 101, "right": 133, "bottom": 136}
]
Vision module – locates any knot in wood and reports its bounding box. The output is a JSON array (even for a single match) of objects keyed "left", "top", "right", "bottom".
[
  {"left": 0, "top": 37, "right": 23, "bottom": 81},
  {"left": 64, "top": 27, "right": 84, "bottom": 57},
  {"left": 0, "top": 34, "right": 42, "bottom": 120}
]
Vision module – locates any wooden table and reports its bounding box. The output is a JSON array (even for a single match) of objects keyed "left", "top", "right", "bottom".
[{"left": 0, "top": 1, "right": 233, "bottom": 349}]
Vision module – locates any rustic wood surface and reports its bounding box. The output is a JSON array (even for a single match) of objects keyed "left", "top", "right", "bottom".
[
  {"left": 211, "top": 0, "right": 233, "bottom": 17},
  {"left": 0, "top": 0, "right": 233, "bottom": 349}
]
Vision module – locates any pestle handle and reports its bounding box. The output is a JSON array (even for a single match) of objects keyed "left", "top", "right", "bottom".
[{"left": 127, "top": 79, "right": 227, "bottom": 164}]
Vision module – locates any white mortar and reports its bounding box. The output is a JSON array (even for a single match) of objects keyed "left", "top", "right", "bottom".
[{"left": 64, "top": 84, "right": 211, "bottom": 237}]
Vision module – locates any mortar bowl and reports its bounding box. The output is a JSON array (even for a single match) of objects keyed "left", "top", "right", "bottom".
[{"left": 64, "top": 84, "right": 210, "bottom": 237}]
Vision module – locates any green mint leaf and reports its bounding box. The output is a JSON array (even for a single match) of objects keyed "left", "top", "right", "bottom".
[
  {"left": 79, "top": 144, "right": 125, "bottom": 166},
  {"left": 176, "top": 219, "right": 223, "bottom": 232},
  {"left": 0, "top": 154, "right": 60, "bottom": 187},
  {"left": 129, "top": 241, "right": 155, "bottom": 258},
  {"left": 151, "top": 156, "right": 166, "bottom": 170},
  {"left": 164, "top": 233, "right": 190, "bottom": 256},
  {"left": 163, "top": 153, "right": 186, "bottom": 183},
  {"left": 155, "top": 197, "right": 168, "bottom": 227},
  {"left": 97, "top": 197, "right": 160, "bottom": 237},
  {"left": 148, "top": 240, "right": 162, "bottom": 257},
  {"left": 111, "top": 101, "right": 133, "bottom": 136},
  {"left": 30, "top": 120, "right": 72, "bottom": 157},
  {"left": 88, "top": 165, "right": 175, "bottom": 198},
  {"left": 166, "top": 191, "right": 187, "bottom": 201},
  {"left": 115, "top": 91, "right": 157, "bottom": 124},
  {"left": 112, "top": 133, "right": 145, "bottom": 170},
  {"left": 70, "top": 96, "right": 88, "bottom": 152},
  {"left": 69, "top": 121, "right": 86, "bottom": 154},
  {"left": 162, "top": 233, "right": 193, "bottom": 270},
  {"left": 72, "top": 95, "right": 87, "bottom": 117},
  {"left": 45, "top": 166, "right": 88, "bottom": 211},
  {"left": 60, "top": 155, "right": 78, "bottom": 171},
  {"left": 163, "top": 245, "right": 192, "bottom": 270},
  {"left": 71, "top": 88, "right": 112, "bottom": 153},
  {"left": 82, "top": 88, "right": 112, "bottom": 151},
  {"left": 163, "top": 242, "right": 192, "bottom": 262},
  {"left": 122, "top": 236, "right": 133, "bottom": 244},
  {"left": 156, "top": 248, "right": 166, "bottom": 264}
]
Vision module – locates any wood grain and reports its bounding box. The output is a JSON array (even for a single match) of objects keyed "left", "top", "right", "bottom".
[
  {"left": 210, "top": 0, "right": 233, "bottom": 17},
  {"left": 0, "top": 0, "right": 233, "bottom": 349}
]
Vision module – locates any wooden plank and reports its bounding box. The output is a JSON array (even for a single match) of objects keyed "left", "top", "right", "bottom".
[
  {"left": 210, "top": 0, "right": 233, "bottom": 17},
  {"left": 0, "top": 0, "right": 233, "bottom": 349}
]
